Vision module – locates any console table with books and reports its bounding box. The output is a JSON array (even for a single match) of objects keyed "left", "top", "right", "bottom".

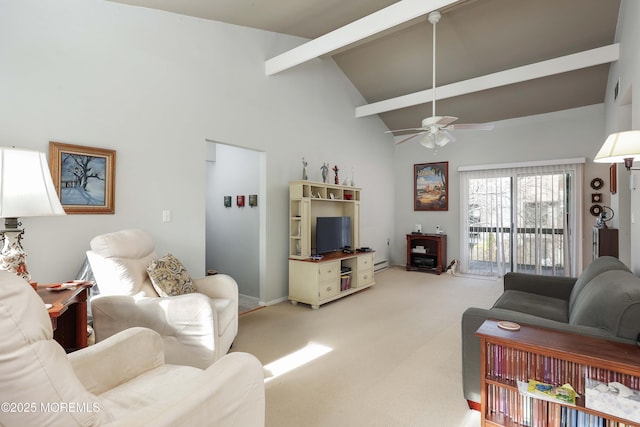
[{"left": 476, "top": 319, "right": 640, "bottom": 426}]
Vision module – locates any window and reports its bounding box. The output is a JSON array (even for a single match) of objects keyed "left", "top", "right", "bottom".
[{"left": 459, "top": 160, "right": 584, "bottom": 277}]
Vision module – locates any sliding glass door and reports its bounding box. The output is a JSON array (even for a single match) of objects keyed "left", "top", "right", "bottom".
[{"left": 460, "top": 161, "right": 583, "bottom": 277}]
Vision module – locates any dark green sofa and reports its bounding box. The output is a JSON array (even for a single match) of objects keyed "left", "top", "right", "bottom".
[{"left": 461, "top": 256, "right": 640, "bottom": 408}]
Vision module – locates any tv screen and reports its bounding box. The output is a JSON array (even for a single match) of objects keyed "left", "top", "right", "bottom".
[{"left": 316, "top": 216, "right": 351, "bottom": 254}]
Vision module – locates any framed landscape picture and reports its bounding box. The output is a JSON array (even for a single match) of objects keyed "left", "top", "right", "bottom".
[
  {"left": 49, "top": 142, "right": 116, "bottom": 214},
  {"left": 414, "top": 161, "right": 448, "bottom": 211}
]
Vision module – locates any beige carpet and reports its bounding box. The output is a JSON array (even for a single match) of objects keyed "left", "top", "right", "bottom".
[{"left": 231, "top": 267, "right": 503, "bottom": 427}]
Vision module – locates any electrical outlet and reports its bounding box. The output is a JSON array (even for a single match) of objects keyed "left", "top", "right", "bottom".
[{"left": 162, "top": 210, "right": 171, "bottom": 223}]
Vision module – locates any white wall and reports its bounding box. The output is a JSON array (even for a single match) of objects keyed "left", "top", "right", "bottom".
[
  {"left": 604, "top": 0, "right": 640, "bottom": 272},
  {"left": 2, "top": 0, "right": 633, "bottom": 300},
  {"left": 0, "top": 0, "right": 395, "bottom": 303},
  {"left": 391, "top": 104, "right": 608, "bottom": 270}
]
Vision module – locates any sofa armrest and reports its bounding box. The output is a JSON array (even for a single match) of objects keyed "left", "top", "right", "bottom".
[
  {"left": 105, "top": 352, "right": 266, "bottom": 427},
  {"left": 69, "top": 327, "right": 164, "bottom": 395},
  {"left": 194, "top": 273, "right": 238, "bottom": 303},
  {"left": 503, "top": 272, "right": 576, "bottom": 300},
  {"left": 461, "top": 307, "right": 628, "bottom": 405}
]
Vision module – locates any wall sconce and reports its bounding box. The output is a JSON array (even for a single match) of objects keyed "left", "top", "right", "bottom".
[{"left": 594, "top": 131, "right": 640, "bottom": 170}]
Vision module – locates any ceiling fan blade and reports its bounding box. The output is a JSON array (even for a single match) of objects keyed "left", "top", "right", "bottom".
[
  {"left": 385, "top": 127, "right": 425, "bottom": 134},
  {"left": 422, "top": 116, "right": 458, "bottom": 127},
  {"left": 395, "top": 132, "right": 425, "bottom": 145},
  {"left": 447, "top": 123, "right": 495, "bottom": 131}
]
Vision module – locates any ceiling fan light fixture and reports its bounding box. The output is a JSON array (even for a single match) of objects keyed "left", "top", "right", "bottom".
[
  {"left": 385, "top": 10, "right": 493, "bottom": 147},
  {"left": 435, "top": 133, "right": 450, "bottom": 147},
  {"left": 420, "top": 134, "right": 435, "bottom": 149}
]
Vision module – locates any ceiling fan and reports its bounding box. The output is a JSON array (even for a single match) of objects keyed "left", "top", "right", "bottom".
[{"left": 385, "top": 10, "right": 494, "bottom": 149}]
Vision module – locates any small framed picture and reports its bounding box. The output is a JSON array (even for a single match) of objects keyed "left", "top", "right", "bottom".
[
  {"left": 236, "top": 195, "right": 245, "bottom": 207},
  {"left": 249, "top": 194, "right": 258, "bottom": 207},
  {"left": 49, "top": 142, "right": 116, "bottom": 214},
  {"left": 591, "top": 193, "right": 602, "bottom": 203},
  {"left": 610, "top": 163, "right": 617, "bottom": 194},
  {"left": 224, "top": 196, "right": 232, "bottom": 208}
]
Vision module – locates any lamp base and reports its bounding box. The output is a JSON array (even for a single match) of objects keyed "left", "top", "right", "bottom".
[{"left": 0, "top": 228, "right": 30, "bottom": 281}]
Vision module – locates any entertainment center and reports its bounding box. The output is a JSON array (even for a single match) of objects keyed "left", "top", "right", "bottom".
[{"left": 288, "top": 181, "right": 375, "bottom": 309}]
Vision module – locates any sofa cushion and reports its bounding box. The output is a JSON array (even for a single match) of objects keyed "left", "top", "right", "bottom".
[
  {"left": 569, "top": 270, "right": 640, "bottom": 340},
  {"left": 89, "top": 229, "right": 157, "bottom": 296},
  {"left": 492, "top": 290, "right": 569, "bottom": 323},
  {"left": 568, "top": 256, "right": 629, "bottom": 313},
  {"left": 147, "top": 253, "right": 196, "bottom": 297}
]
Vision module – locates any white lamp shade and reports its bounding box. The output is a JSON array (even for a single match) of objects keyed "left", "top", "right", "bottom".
[
  {"left": 594, "top": 131, "right": 640, "bottom": 164},
  {"left": 0, "top": 147, "right": 66, "bottom": 218}
]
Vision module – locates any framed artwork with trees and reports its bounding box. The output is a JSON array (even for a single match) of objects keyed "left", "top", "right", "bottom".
[
  {"left": 49, "top": 142, "right": 116, "bottom": 214},
  {"left": 414, "top": 162, "right": 448, "bottom": 211}
]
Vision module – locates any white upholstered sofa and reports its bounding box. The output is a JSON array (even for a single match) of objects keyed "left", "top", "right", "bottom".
[
  {"left": 0, "top": 270, "right": 265, "bottom": 426},
  {"left": 86, "top": 229, "right": 239, "bottom": 368}
]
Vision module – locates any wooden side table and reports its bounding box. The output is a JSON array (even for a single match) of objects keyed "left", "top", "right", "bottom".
[
  {"left": 405, "top": 233, "right": 447, "bottom": 274},
  {"left": 36, "top": 282, "right": 92, "bottom": 352}
]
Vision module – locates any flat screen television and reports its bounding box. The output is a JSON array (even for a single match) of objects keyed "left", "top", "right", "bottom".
[{"left": 315, "top": 216, "right": 352, "bottom": 254}]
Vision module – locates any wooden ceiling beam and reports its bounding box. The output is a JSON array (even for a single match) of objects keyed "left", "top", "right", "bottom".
[
  {"left": 264, "top": 0, "right": 459, "bottom": 76},
  {"left": 355, "top": 44, "right": 620, "bottom": 118}
]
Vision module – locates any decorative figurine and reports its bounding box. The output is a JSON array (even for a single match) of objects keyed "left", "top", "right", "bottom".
[
  {"left": 350, "top": 167, "right": 355, "bottom": 187},
  {"left": 333, "top": 165, "right": 339, "bottom": 184},
  {"left": 321, "top": 163, "right": 329, "bottom": 183},
  {"left": 302, "top": 157, "right": 308, "bottom": 180}
]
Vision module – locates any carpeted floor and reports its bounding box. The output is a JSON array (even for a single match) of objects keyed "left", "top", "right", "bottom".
[{"left": 231, "top": 267, "right": 503, "bottom": 427}]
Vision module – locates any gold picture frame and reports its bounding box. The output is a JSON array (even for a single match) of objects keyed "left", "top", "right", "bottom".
[{"left": 49, "top": 142, "right": 116, "bottom": 214}]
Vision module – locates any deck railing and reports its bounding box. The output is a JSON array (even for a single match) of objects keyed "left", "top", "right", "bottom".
[{"left": 467, "top": 226, "right": 565, "bottom": 276}]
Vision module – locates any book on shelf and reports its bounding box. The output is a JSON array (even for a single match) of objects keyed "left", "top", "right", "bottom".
[{"left": 517, "top": 380, "right": 579, "bottom": 406}]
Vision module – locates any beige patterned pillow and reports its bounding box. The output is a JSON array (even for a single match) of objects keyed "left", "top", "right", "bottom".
[{"left": 147, "top": 253, "right": 196, "bottom": 297}]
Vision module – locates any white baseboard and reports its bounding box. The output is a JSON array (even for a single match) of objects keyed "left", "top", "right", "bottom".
[
  {"left": 374, "top": 259, "right": 389, "bottom": 272},
  {"left": 239, "top": 294, "right": 260, "bottom": 306}
]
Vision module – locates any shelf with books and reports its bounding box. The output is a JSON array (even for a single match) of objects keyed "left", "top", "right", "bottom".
[{"left": 477, "top": 320, "right": 640, "bottom": 427}]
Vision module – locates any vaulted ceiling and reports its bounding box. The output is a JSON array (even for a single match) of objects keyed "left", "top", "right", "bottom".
[{"left": 108, "top": 0, "right": 621, "bottom": 132}]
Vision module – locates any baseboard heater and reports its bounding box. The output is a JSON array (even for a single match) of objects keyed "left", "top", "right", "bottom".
[{"left": 374, "top": 259, "right": 389, "bottom": 272}]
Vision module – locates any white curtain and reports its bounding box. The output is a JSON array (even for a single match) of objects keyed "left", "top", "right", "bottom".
[{"left": 459, "top": 160, "right": 584, "bottom": 277}]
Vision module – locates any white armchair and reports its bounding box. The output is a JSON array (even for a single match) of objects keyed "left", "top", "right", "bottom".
[
  {"left": 0, "top": 271, "right": 265, "bottom": 427},
  {"left": 86, "top": 229, "right": 238, "bottom": 368}
]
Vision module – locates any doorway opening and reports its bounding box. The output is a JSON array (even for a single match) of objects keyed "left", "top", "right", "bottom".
[{"left": 205, "top": 141, "right": 266, "bottom": 311}]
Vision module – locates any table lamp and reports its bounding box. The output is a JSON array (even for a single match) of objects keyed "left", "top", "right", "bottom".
[
  {"left": 594, "top": 131, "right": 640, "bottom": 170},
  {"left": 0, "top": 147, "right": 66, "bottom": 280}
]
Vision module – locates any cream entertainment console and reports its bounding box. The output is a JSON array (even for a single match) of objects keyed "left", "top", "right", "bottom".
[{"left": 288, "top": 181, "right": 375, "bottom": 309}]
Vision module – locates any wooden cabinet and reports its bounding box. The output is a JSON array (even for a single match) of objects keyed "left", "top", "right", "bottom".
[
  {"left": 289, "top": 180, "right": 373, "bottom": 308},
  {"left": 405, "top": 233, "right": 447, "bottom": 274},
  {"left": 289, "top": 251, "right": 375, "bottom": 309},
  {"left": 289, "top": 181, "right": 360, "bottom": 259},
  {"left": 477, "top": 319, "right": 640, "bottom": 426},
  {"left": 593, "top": 227, "right": 618, "bottom": 259}
]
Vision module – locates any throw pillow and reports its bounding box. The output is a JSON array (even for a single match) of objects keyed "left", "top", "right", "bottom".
[{"left": 147, "top": 253, "right": 196, "bottom": 297}]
